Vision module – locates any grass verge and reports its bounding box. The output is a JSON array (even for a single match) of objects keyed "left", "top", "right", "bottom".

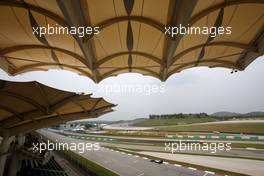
[
  {"left": 133, "top": 117, "right": 216, "bottom": 126},
  {"left": 158, "top": 122, "right": 264, "bottom": 134},
  {"left": 63, "top": 149, "right": 119, "bottom": 176}
]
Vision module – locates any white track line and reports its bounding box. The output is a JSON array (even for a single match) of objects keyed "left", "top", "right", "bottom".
[
  {"left": 204, "top": 170, "right": 215, "bottom": 174},
  {"left": 188, "top": 167, "right": 197, "bottom": 170},
  {"left": 246, "top": 147, "right": 256, "bottom": 150},
  {"left": 174, "top": 164, "right": 182, "bottom": 167}
]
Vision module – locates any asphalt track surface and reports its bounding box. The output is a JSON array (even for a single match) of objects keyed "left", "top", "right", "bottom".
[
  {"left": 99, "top": 142, "right": 264, "bottom": 160},
  {"left": 139, "top": 151, "right": 264, "bottom": 176},
  {"left": 55, "top": 130, "right": 264, "bottom": 159},
  {"left": 39, "top": 130, "right": 213, "bottom": 176}
]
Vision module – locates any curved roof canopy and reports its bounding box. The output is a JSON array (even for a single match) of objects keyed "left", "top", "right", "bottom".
[
  {"left": 0, "top": 80, "right": 115, "bottom": 137},
  {"left": 0, "top": 0, "right": 264, "bottom": 82}
]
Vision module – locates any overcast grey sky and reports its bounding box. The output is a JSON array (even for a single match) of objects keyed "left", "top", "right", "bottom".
[{"left": 0, "top": 56, "right": 263, "bottom": 121}]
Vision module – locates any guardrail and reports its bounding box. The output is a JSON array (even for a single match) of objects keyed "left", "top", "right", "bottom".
[{"left": 165, "top": 135, "right": 264, "bottom": 141}]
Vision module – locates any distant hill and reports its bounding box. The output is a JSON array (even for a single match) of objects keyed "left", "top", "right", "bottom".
[
  {"left": 211, "top": 111, "right": 264, "bottom": 117},
  {"left": 211, "top": 111, "right": 241, "bottom": 117},
  {"left": 244, "top": 111, "right": 264, "bottom": 117}
]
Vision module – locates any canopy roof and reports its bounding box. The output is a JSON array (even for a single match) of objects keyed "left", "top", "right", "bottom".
[
  {"left": 0, "top": 80, "right": 115, "bottom": 137},
  {"left": 0, "top": 0, "right": 264, "bottom": 82}
]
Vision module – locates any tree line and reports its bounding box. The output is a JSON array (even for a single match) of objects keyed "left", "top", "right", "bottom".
[{"left": 149, "top": 113, "right": 209, "bottom": 119}]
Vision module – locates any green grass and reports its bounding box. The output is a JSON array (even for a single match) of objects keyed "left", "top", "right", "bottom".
[
  {"left": 133, "top": 117, "right": 216, "bottom": 126},
  {"left": 158, "top": 122, "right": 264, "bottom": 134},
  {"left": 40, "top": 135, "right": 119, "bottom": 176},
  {"left": 63, "top": 149, "right": 119, "bottom": 176},
  {"left": 231, "top": 143, "right": 264, "bottom": 149}
]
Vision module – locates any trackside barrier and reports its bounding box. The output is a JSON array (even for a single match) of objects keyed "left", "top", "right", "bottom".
[
  {"left": 68, "top": 133, "right": 263, "bottom": 141},
  {"left": 68, "top": 135, "right": 116, "bottom": 142},
  {"left": 165, "top": 135, "right": 263, "bottom": 141}
]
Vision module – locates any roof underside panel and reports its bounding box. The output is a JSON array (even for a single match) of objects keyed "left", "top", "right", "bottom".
[
  {"left": 0, "top": 0, "right": 263, "bottom": 82},
  {"left": 0, "top": 80, "right": 115, "bottom": 137}
]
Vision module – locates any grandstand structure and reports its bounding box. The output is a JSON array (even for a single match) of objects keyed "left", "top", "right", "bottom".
[
  {"left": 19, "top": 156, "right": 68, "bottom": 176},
  {"left": 0, "top": 0, "right": 264, "bottom": 175},
  {"left": 0, "top": 80, "right": 115, "bottom": 176}
]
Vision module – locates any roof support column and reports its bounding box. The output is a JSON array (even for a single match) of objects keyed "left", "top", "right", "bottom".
[
  {"left": 160, "top": 0, "right": 197, "bottom": 80},
  {"left": 56, "top": 0, "right": 100, "bottom": 82},
  {"left": 237, "top": 25, "right": 264, "bottom": 69},
  {"left": 0, "top": 56, "right": 12, "bottom": 74}
]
